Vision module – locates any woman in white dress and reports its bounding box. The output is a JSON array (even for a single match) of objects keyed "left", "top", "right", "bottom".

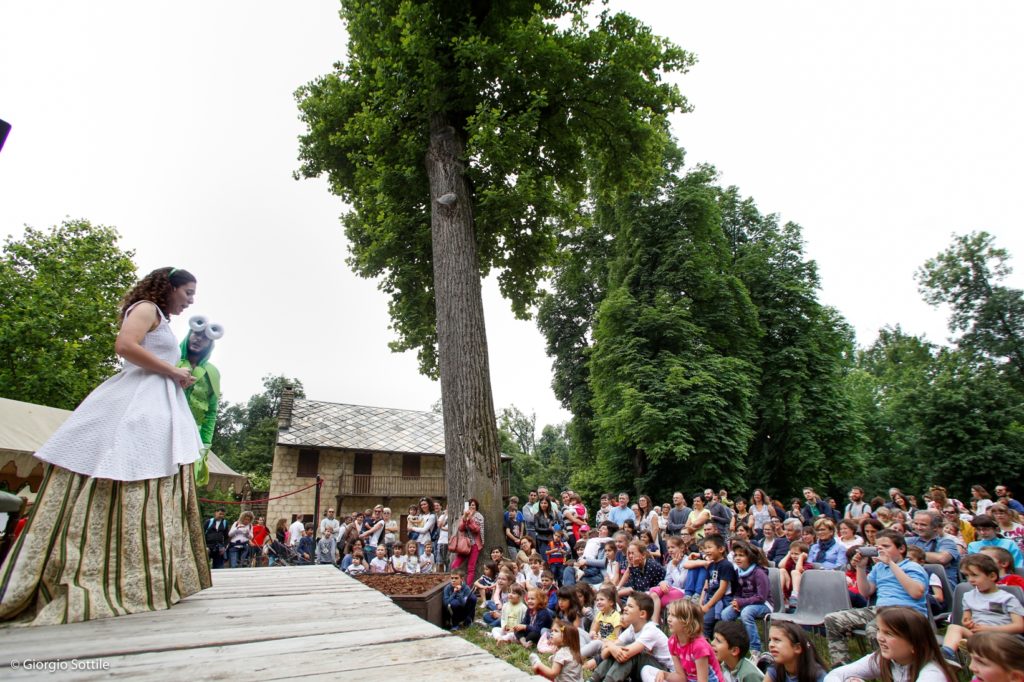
[{"left": 0, "top": 267, "right": 212, "bottom": 625}]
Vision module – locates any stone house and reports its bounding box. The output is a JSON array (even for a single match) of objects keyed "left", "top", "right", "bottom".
[{"left": 266, "top": 390, "right": 510, "bottom": 538}]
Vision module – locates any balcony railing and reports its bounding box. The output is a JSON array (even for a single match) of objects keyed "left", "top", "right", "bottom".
[{"left": 337, "top": 474, "right": 509, "bottom": 498}]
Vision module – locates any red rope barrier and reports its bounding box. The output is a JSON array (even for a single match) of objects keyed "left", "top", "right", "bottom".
[{"left": 198, "top": 479, "right": 323, "bottom": 505}]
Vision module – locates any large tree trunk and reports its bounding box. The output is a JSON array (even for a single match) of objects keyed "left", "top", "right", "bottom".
[{"left": 426, "top": 113, "right": 503, "bottom": 574}]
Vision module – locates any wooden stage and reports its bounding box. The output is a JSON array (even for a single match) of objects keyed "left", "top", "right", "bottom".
[{"left": 0, "top": 565, "right": 530, "bottom": 680}]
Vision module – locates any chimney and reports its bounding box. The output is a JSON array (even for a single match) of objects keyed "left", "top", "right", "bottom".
[{"left": 277, "top": 386, "right": 295, "bottom": 429}]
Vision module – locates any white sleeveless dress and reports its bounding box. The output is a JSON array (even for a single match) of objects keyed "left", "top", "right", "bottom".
[
  {"left": 34, "top": 302, "right": 203, "bottom": 481},
  {"left": 0, "top": 301, "right": 212, "bottom": 626}
]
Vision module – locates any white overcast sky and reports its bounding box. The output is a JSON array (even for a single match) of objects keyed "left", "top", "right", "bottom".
[{"left": 2, "top": 1, "right": 1022, "bottom": 430}]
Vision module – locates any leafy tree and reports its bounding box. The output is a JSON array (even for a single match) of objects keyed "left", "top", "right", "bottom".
[
  {"left": 588, "top": 172, "right": 761, "bottom": 498},
  {"left": 917, "top": 231, "right": 1024, "bottom": 383},
  {"left": 496, "top": 405, "right": 572, "bottom": 498},
  {"left": 904, "top": 349, "right": 1024, "bottom": 494},
  {"left": 212, "top": 375, "right": 306, "bottom": 478},
  {"left": 0, "top": 219, "right": 137, "bottom": 409},
  {"left": 295, "top": 0, "right": 691, "bottom": 554},
  {"left": 537, "top": 209, "right": 614, "bottom": 482},
  {"left": 719, "top": 187, "right": 865, "bottom": 495},
  {"left": 850, "top": 326, "right": 937, "bottom": 494},
  {"left": 534, "top": 423, "right": 572, "bottom": 494},
  {"left": 499, "top": 406, "right": 536, "bottom": 458}
]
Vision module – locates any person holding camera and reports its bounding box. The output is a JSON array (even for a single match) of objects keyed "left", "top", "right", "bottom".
[{"left": 822, "top": 528, "right": 929, "bottom": 666}]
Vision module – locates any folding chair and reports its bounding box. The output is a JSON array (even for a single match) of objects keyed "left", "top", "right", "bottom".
[
  {"left": 924, "top": 563, "right": 954, "bottom": 624},
  {"left": 760, "top": 567, "right": 786, "bottom": 644},
  {"left": 770, "top": 570, "right": 851, "bottom": 632}
]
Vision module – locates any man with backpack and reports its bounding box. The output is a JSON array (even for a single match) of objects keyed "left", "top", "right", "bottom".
[{"left": 204, "top": 507, "right": 229, "bottom": 569}]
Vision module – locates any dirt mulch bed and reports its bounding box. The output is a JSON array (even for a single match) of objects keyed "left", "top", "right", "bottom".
[{"left": 354, "top": 572, "right": 450, "bottom": 596}]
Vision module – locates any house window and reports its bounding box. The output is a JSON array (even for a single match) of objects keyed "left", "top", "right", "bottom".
[
  {"left": 297, "top": 449, "right": 319, "bottom": 477},
  {"left": 402, "top": 454, "right": 421, "bottom": 478}
]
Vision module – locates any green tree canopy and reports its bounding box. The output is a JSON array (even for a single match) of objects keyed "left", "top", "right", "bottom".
[
  {"left": 295, "top": 0, "right": 692, "bottom": 375},
  {"left": 587, "top": 171, "right": 761, "bottom": 497},
  {"left": 719, "top": 187, "right": 864, "bottom": 493},
  {"left": 0, "top": 219, "right": 137, "bottom": 409},
  {"left": 917, "top": 231, "right": 1024, "bottom": 383}
]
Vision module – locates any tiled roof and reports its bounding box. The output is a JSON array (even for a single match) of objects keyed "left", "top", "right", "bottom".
[{"left": 277, "top": 399, "right": 445, "bottom": 455}]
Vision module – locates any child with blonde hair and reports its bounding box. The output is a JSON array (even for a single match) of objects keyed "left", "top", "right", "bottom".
[
  {"left": 655, "top": 599, "right": 724, "bottom": 682},
  {"left": 491, "top": 583, "right": 527, "bottom": 642}
]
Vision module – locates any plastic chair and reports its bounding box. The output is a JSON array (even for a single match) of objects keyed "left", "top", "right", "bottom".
[
  {"left": 760, "top": 567, "right": 785, "bottom": 644},
  {"left": 924, "top": 563, "right": 954, "bottom": 623},
  {"left": 770, "top": 570, "right": 851, "bottom": 629}
]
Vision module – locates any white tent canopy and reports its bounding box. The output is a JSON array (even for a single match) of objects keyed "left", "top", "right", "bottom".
[{"left": 0, "top": 397, "right": 247, "bottom": 491}]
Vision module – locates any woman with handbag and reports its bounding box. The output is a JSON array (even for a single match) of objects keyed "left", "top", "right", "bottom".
[{"left": 449, "top": 498, "right": 485, "bottom": 584}]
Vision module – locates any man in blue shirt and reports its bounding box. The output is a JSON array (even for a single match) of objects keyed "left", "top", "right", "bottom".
[
  {"left": 823, "top": 529, "right": 928, "bottom": 666},
  {"left": 608, "top": 492, "right": 636, "bottom": 527},
  {"left": 906, "top": 510, "right": 961, "bottom": 586}
]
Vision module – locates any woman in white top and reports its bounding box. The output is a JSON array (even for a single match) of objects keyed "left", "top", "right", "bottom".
[
  {"left": 972, "top": 485, "right": 995, "bottom": 515},
  {"left": 824, "top": 606, "right": 956, "bottom": 682},
  {"left": 636, "top": 495, "right": 661, "bottom": 543},
  {"left": 228, "top": 511, "right": 256, "bottom": 568},
  {"left": 750, "top": 488, "right": 776, "bottom": 538},
  {"left": 407, "top": 497, "right": 437, "bottom": 557},
  {"left": 434, "top": 500, "right": 449, "bottom": 571},
  {"left": 836, "top": 519, "right": 865, "bottom": 552},
  {"left": 0, "top": 267, "right": 211, "bottom": 626}
]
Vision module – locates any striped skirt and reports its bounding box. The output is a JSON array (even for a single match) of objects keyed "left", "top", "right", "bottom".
[{"left": 0, "top": 464, "right": 212, "bottom": 626}]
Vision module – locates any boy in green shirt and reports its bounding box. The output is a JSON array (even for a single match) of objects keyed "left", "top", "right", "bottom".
[{"left": 712, "top": 620, "right": 763, "bottom": 682}]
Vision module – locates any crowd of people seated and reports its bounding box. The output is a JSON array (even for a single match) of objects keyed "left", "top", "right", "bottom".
[{"left": 203, "top": 483, "right": 1024, "bottom": 681}]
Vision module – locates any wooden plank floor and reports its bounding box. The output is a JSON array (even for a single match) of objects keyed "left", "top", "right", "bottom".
[{"left": 0, "top": 565, "right": 531, "bottom": 681}]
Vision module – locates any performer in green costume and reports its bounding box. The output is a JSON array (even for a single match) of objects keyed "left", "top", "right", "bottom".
[{"left": 178, "top": 316, "right": 224, "bottom": 486}]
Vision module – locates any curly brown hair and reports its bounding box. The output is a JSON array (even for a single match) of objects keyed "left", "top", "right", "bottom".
[{"left": 120, "top": 267, "right": 196, "bottom": 321}]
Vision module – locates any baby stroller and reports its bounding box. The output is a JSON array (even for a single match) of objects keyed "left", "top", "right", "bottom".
[{"left": 266, "top": 539, "right": 299, "bottom": 566}]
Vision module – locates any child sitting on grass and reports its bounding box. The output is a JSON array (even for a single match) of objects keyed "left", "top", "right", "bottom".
[
  {"left": 655, "top": 598, "right": 724, "bottom": 682},
  {"left": 481, "top": 570, "right": 513, "bottom": 628},
  {"left": 592, "top": 592, "right": 672, "bottom": 682},
  {"left": 530, "top": 618, "right": 584, "bottom": 682},
  {"left": 516, "top": 587, "right": 554, "bottom": 648},
  {"left": 941, "top": 554, "right": 1024, "bottom": 666},
  {"left": 491, "top": 583, "right": 527, "bottom": 642},
  {"left": 712, "top": 621, "right": 762, "bottom": 682},
  {"left": 442, "top": 569, "right": 477, "bottom": 630},
  {"left": 582, "top": 585, "right": 622, "bottom": 670},
  {"left": 474, "top": 561, "right": 498, "bottom": 603}
]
